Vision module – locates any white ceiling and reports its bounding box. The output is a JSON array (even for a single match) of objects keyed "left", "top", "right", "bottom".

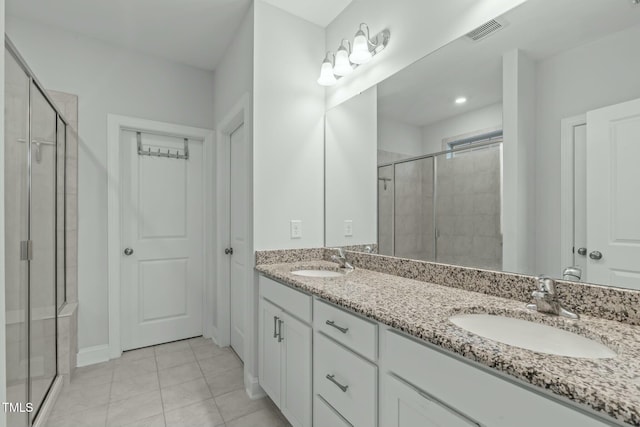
[
  {"left": 261, "top": 0, "right": 352, "bottom": 27},
  {"left": 378, "top": 0, "right": 640, "bottom": 127},
  {"left": 6, "top": 0, "right": 252, "bottom": 71}
]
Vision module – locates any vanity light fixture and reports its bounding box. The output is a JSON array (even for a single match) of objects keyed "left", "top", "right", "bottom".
[
  {"left": 316, "top": 23, "right": 390, "bottom": 86},
  {"left": 317, "top": 52, "right": 338, "bottom": 86},
  {"left": 333, "top": 40, "right": 354, "bottom": 76},
  {"left": 455, "top": 97, "right": 468, "bottom": 104}
]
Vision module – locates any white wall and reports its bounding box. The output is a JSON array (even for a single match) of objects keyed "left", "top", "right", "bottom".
[
  {"left": 213, "top": 6, "right": 254, "bottom": 126},
  {"left": 0, "top": 1, "right": 7, "bottom": 426},
  {"left": 377, "top": 116, "right": 422, "bottom": 158},
  {"left": 326, "top": 87, "right": 377, "bottom": 247},
  {"left": 211, "top": 5, "right": 254, "bottom": 333},
  {"left": 421, "top": 103, "right": 503, "bottom": 154},
  {"left": 6, "top": 16, "right": 215, "bottom": 351},
  {"left": 324, "top": 0, "right": 527, "bottom": 109},
  {"left": 502, "top": 49, "right": 536, "bottom": 275},
  {"left": 535, "top": 24, "right": 640, "bottom": 276},
  {"left": 253, "top": 1, "right": 326, "bottom": 250}
]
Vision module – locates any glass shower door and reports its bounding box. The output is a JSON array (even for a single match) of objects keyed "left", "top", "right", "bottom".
[
  {"left": 434, "top": 144, "right": 503, "bottom": 270},
  {"left": 394, "top": 157, "right": 435, "bottom": 261},
  {"left": 4, "top": 48, "right": 30, "bottom": 427},
  {"left": 29, "top": 82, "right": 58, "bottom": 422}
]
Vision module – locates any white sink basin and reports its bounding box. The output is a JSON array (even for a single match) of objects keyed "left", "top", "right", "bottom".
[
  {"left": 291, "top": 269, "right": 344, "bottom": 278},
  {"left": 449, "top": 314, "right": 616, "bottom": 359}
]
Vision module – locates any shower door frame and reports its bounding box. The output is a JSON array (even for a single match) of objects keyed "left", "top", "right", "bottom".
[
  {"left": 377, "top": 139, "right": 503, "bottom": 262},
  {"left": 6, "top": 37, "right": 70, "bottom": 426}
]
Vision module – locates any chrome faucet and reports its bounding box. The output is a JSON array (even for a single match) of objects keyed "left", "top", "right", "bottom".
[
  {"left": 331, "top": 248, "right": 354, "bottom": 271},
  {"left": 526, "top": 275, "right": 579, "bottom": 319}
]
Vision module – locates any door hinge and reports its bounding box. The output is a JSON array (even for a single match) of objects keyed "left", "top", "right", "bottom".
[{"left": 20, "top": 240, "right": 33, "bottom": 261}]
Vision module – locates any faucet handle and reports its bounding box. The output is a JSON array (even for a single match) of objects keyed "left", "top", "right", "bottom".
[
  {"left": 332, "top": 247, "right": 345, "bottom": 258},
  {"left": 536, "top": 275, "right": 556, "bottom": 294}
]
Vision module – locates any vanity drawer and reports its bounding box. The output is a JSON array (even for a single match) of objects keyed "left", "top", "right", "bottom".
[
  {"left": 314, "top": 332, "right": 377, "bottom": 427},
  {"left": 383, "top": 329, "right": 608, "bottom": 427},
  {"left": 314, "top": 394, "right": 352, "bottom": 427},
  {"left": 259, "top": 275, "right": 312, "bottom": 323},
  {"left": 314, "top": 299, "right": 377, "bottom": 361}
]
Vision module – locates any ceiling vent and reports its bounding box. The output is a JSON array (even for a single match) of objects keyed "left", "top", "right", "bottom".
[{"left": 465, "top": 19, "right": 505, "bottom": 42}]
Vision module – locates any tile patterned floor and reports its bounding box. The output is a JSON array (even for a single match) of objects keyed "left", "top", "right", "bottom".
[{"left": 45, "top": 337, "right": 291, "bottom": 427}]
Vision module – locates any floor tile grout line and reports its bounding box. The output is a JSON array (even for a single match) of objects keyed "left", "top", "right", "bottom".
[
  {"left": 194, "top": 340, "right": 226, "bottom": 424},
  {"left": 104, "top": 370, "right": 114, "bottom": 427},
  {"left": 155, "top": 347, "right": 169, "bottom": 427}
]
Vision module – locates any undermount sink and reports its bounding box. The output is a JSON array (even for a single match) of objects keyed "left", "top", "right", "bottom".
[
  {"left": 449, "top": 314, "right": 616, "bottom": 359},
  {"left": 291, "top": 269, "right": 344, "bottom": 278}
]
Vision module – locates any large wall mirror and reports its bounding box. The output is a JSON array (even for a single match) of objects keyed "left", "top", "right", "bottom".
[{"left": 325, "top": 0, "right": 640, "bottom": 290}]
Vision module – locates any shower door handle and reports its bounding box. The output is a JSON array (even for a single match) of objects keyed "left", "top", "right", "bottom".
[{"left": 124, "top": 248, "right": 134, "bottom": 256}]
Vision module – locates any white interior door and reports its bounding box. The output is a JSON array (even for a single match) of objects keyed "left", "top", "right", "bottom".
[
  {"left": 121, "top": 130, "right": 204, "bottom": 350},
  {"left": 229, "top": 123, "right": 247, "bottom": 360},
  {"left": 573, "top": 124, "right": 587, "bottom": 274},
  {"left": 586, "top": 98, "right": 640, "bottom": 289}
]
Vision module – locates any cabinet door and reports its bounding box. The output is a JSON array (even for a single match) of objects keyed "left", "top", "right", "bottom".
[
  {"left": 280, "top": 312, "right": 312, "bottom": 427},
  {"left": 382, "top": 374, "right": 479, "bottom": 427},
  {"left": 314, "top": 395, "right": 352, "bottom": 427},
  {"left": 259, "top": 298, "right": 282, "bottom": 406}
]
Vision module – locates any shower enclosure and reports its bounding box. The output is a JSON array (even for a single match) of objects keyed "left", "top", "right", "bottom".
[
  {"left": 5, "top": 40, "right": 67, "bottom": 426},
  {"left": 378, "top": 141, "right": 503, "bottom": 271}
]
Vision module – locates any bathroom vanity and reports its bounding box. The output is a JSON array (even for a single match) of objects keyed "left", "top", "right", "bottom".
[{"left": 256, "top": 256, "right": 639, "bottom": 427}]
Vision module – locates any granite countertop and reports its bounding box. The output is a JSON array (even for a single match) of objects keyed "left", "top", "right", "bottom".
[{"left": 256, "top": 260, "right": 640, "bottom": 426}]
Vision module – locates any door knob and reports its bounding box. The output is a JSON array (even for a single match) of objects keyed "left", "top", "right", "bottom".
[
  {"left": 224, "top": 248, "right": 234, "bottom": 255},
  {"left": 577, "top": 247, "right": 587, "bottom": 256},
  {"left": 589, "top": 251, "right": 603, "bottom": 260},
  {"left": 124, "top": 248, "right": 134, "bottom": 256}
]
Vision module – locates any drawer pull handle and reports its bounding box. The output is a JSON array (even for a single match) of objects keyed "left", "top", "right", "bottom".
[
  {"left": 278, "top": 319, "right": 284, "bottom": 342},
  {"left": 326, "top": 374, "right": 349, "bottom": 392},
  {"left": 273, "top": 316, "right": 279, "bottom": 339},
  {"left": 325, "top": 320, "right": 349, "bottom": 334}
]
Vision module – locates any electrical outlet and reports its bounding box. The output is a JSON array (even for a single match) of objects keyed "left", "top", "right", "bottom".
[
  {"left": 344, "top": 220, "right": 353, "bottom": 237},
  {"left": 290, "top": 220, "right": 302, "bottom": 239}
]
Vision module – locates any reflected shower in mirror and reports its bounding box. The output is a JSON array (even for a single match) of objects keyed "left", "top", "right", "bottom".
[{"left": 325, "top": 0, "right": 640, "bottom": 290}]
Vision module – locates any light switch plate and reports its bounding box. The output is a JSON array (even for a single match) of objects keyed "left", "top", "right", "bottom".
[
  {"left": 290, "top": 220, "right": 302, "bottom": 239},
  {"left": 344, "top": 220, "right": 353, "bottom": 237}
]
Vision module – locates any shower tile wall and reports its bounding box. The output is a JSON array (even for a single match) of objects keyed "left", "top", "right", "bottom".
[
  {"left": 435, "top": 146, "right": 502, "bottom": 270},
  {"left": 48, "top": 89, "right": 79, "bottom": 380},
  {"left": 378, "top": 165, "right": 394, "bottom": 255},
  {"left": 393, "top": 157, "right": 435, "bottom": 261}
]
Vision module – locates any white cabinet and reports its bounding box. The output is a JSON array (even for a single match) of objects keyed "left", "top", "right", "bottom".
[
  {"left": 381, "top": 329, "right": 609, "bottom": 427},
  {"left": 258, "top": 277, "right": 312, "bottom": 427},
  {"left": 314, "top": 332, "right": 377, "bottom": 427},
  {"left": 382, "top": 373, "right": 480, "bottom": 427},
  {"left": 259, "top": 275, "right": 612, "bottom": 427},
  {"left": 314, "top": 299, "right": 377, "bottom": 361},
  {"left": 314, "top": 395, "right": 352, "bottom": 427},
  {"left": 280, "top": 311, "right": 312, "bottom": 427},
  {"left": 258, "top": 298, "right": 282, "bottom": 405}
]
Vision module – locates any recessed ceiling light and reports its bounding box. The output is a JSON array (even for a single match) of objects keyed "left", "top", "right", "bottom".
[{"left": 455, "top": 97, "right": 467, "bottom": 105}]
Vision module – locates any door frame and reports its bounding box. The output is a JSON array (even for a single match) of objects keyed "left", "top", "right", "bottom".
[
  {"left": 215, "top": 94, "right": 252, "bottom": 351},
  {"left": 107, "top": 114, "right": 214, "bottom": 359},
  {"left": 559, "top": 113, "right": 586, "bottom": 273}
]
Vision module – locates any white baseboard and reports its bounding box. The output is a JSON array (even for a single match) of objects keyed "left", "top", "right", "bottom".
[
  {"left": 207, "top": 325, "right": 220, "bottom": 345},
  {"left": 245, "top": 371, "right": 266, "bottom": 400},
  {"left": 76, "top": 344, "right": 110, "bottom": 367}
]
